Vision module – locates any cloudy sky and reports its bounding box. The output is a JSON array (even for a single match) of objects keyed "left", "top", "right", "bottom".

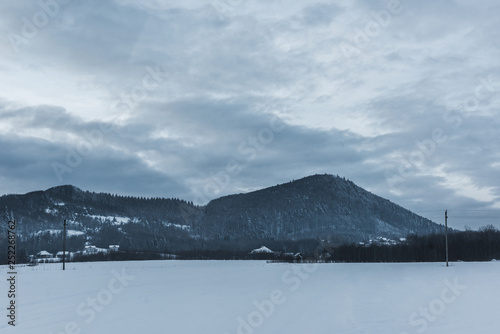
[{"left": 1, "top": 0, "right": 499, "bottom": 229}]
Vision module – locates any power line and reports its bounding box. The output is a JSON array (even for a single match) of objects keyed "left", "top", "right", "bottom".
[
  {"left": 447, "top": 209, "right": 500, "bottom": 212},
  {"left": 445, "top": 216, "right": 500, "bottom": 219},
  {"left": 426, "top": 215, "right": 500, "bottom": 219},
  {"left": 414, "top": 210, "right": 446, "bottom": 212},
  {"left": 416, "top": 209, "right": 500, "bottom": 213}
]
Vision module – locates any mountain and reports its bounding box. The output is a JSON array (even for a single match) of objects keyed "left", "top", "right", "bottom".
[
  {"left": 0, "top": 185, "right": 201, "bottom": 257},
  {"left": 0, "top": 174, "right": 445, "bottom": 257},
  {"left": 1, "top": 184, "right": 199, "bottom": 236},
  {"left": 198, "top": 174, "right": 444, "bottom": 242}
]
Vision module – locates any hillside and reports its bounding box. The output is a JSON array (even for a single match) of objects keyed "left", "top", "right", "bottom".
[
  {"left": 0, "top": 174, "right": 445, "bottom": 256},
  {"left": 199, "top": 174, "right": 444, "bottom": 242},
  {"left": 1, "top": 185, "right": 199, "bottom": 236}
]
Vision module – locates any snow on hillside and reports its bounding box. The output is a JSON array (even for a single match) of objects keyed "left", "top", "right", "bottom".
[
  {"left": 1, "top": 261, "right": 498, "bottom": 333},
  {"left": 86, "top": 215, "right": 132, "bottom": 225},
  {"left": 33, "top": 229, "right": 85, "bottom": 237},
  {"left": 44, "top": 207, "right": 59, "bottom": 215},
  {"left": 163, "top": 222, "right": 191, "bottom": 231}
]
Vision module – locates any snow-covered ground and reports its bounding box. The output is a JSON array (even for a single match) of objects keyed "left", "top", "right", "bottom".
[{"left": 1, "top": 261, "right": 498, "bottom": 333}]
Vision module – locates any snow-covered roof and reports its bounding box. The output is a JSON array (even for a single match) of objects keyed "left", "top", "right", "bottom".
[
  {"left": 56, "top": 251, "right": 71, "bottom": 256},
  {"left": 250, "top": 246, "right": 274, "bottom": 254},
  {"left": 83, "top": 246, "right": 109, "bottom": 254},
  {"left": 37, "top": 250, "right": 52, "bottom": 256}
]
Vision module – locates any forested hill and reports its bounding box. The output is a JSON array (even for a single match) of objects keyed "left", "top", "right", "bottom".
[
  {"left": 199, "top": 174, "right": 444, "bottom": 241},
  {"left": 1, "top": 184, "right": 199, "bottom": 236},
  {"left": 0, "top": 174, "right": 445, "bottom": 256}
]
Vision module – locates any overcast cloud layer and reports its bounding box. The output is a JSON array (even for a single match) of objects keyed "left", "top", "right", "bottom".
[{"left": 1, "top": 0, "right": 499, "bottom": 229}]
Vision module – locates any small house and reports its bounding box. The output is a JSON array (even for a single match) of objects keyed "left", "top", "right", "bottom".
[
  {"left": 56, "top": 251, "right": 71, "bottom": 261},
  {"left": 109, "top": 245, "right": 120, "bottom": 252},
  {"left": 36, "top": 250, "right": 53, "bottom": 259},
  {"left": 84, "top": 245, "right": 109, "bottom": 255}
]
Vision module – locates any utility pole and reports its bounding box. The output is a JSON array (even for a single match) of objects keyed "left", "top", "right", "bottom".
[
  {"left": 63, "top": 219, "right": 67, "bottom": 271},
  {"left": 445, "top": 210, "right": 448, "bottom": 267}
]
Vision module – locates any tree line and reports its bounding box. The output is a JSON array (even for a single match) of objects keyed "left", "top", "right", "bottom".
[
  {"left": 2, "top": 225, "right": 499, "bottom": 264},
  {"left": 320, "top": 225, "right": 500, "bottom": 263}
]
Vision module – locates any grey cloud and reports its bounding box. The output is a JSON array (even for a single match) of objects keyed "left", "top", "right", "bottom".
[
  {"left": 0, "top": 0, "right": 499, "bottom": 229},
  {"left": 297, "top": 3, "right": 344, "bottom": 26}
]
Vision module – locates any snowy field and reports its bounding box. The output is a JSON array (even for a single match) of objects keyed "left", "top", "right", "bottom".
[{"left": 1, "top": 260, "right": 499, "bottom": 334}]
